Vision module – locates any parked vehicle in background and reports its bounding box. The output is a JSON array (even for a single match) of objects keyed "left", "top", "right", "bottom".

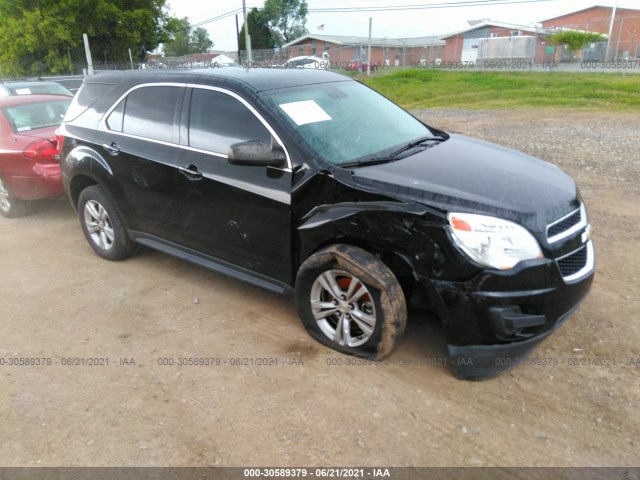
[
  {"left": 0, "top": 94, "right": 71, "bottom": 217},
  {"left": 45, "top": 76, "right": 84, "bottom": 94},
  {"left": 58, "top": 69, "right": 594, "bottom": 379},
  {"left": 0, "top": 81, "right": 74, "bottom": 97},
  {"left": 344, "top": 59, "right": 378, "bottom": 72},
  {"left": 283, "top": 56, "right": 327, "bottom": 69}
]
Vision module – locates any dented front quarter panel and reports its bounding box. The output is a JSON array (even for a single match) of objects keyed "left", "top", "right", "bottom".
[
  {"left": 292, "top": 167, "right": 484, "bottom": 342},
  {"left": 291, "top": 163, "right": 594, "bottom": 380}
]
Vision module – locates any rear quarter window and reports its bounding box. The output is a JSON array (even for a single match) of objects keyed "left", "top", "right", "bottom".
[{"left": 64, "top": 82, "right": 117, "bottom": 122}]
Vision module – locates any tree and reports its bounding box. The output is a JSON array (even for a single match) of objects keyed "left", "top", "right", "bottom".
[
  {"left": 191, "top": 27, "right": 214, "bottom": 53},
  {"left": 262, "top": 0, "right": 308, "bottom": 46},
  {"left": 163, "top": 17, "right": 213, "bottom": 57},
  {"left": 239, "top": 8, "right": 277, "bottom": 50},
  {"left": 0, "top": 0, "right": 172, "bottom": 76},
  {"left": 546, "top": 30, "right": 607, "bottom": 53}
]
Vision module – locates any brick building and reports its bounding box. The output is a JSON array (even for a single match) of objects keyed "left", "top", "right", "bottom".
[
  {"left": 282, "top": 34, "right": 445, "bottom": 67},
  {"left": 542, "top": 5, "right": 640, "bottom": 59},
  {"left": 440, "top": 20, "right": 542, "bottom": 63},
  {"left": 257, "top": 5, "right": 640, "bottom": 67}
]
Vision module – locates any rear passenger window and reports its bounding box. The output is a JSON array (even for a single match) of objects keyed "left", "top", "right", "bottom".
[
  {"left": 121, "top": 86, "right": 179, "bottom": 142},
  {"left": 188, "top": 89, "right": 271, "bottom": 154}
]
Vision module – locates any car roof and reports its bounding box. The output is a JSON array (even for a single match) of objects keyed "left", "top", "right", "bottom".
[
  {"left": 0, "top": 80, "right": 72, "bottom": 90},
  {"left": 82, "top": 67, "right": 351, "bottom": 93},
  {"left": 0, "top": 93, "right": 73, "bottom": 108}
]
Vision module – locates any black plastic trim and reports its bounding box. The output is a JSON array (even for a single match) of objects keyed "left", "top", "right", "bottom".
[
  {"left": 448, "top": 301, "right": 582, "bottom": 380},
  {"left": 129, "top": 231, "right": 294, "bottom": 296}
]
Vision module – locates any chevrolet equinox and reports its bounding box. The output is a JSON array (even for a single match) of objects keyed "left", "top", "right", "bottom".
[{"left": 58, "top": 68, "right": 595, "bottom": 379}]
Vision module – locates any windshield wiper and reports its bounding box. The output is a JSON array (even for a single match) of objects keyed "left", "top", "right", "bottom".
[
  {"left": 339, "top": 134, "right": 445, "bottom": 169},
  {"left": 386, "top": 134, "right": 446, "bottom": 158}
]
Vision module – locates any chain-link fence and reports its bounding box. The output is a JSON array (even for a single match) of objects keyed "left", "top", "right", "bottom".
[
  {"left": 2, "top": 39, "right": 640, "bottom": 81},
  {"left": 234, "top": 39, "right": 640, "bottom": 73}
]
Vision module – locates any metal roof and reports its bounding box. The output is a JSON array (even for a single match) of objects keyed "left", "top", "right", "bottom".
[
  {"left": 439, "top": 20, "right": 542, "bottom": 39},
  {"left": 283, "top": 34, "right": 445, "bottom": 48}
]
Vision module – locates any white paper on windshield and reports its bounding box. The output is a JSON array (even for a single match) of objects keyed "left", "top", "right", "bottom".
[
  {"left": 279, "top": 100, "right": 331, "bottom": 126},
  {"left": 15, "top": 88, "right": 31, "bottom": 94}
]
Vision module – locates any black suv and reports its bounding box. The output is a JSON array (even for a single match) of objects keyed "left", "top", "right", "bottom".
[{"left": 58, "top": 68, "right": 594, "bottom": 379}]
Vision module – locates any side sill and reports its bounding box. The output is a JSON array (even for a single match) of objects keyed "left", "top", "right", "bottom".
[{"left": 129, "top": 231, "right": 294, "bottom": 297}]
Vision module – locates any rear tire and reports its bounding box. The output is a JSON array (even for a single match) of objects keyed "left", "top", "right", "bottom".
[
  {"left": 0, "top": 175, "right": 25, "bottom": 218},
  {"left": 78, "top": 185, "right": 133, "bottom": 261},
  {"left": 295, "top": 245, "right": 407, "bottom": 358}
]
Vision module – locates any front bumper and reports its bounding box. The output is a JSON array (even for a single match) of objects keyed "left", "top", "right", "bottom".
[
  {"left": 448, "top": 300, "right": 584, "bottom": 380},
  {"left": 426, "top": 243, "right": 595, "bottom": 380}
]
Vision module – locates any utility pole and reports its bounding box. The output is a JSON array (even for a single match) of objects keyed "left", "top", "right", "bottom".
[
  {"left": 367, "top": 17, "right": 372, "bottom": 75},
  {"left": 605, "top": 0, "right": 618, "bottom": 61},
  {"left": 242, "top": 0, "right": 252, "bottom": 64},
  {"left": 235, "top": 14, "right": 241, "bottom": 64}
]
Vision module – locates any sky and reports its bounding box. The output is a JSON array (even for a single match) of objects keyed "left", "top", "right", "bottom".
[{"left": 166, "top": 0, "right": 636, "bottom": 51}]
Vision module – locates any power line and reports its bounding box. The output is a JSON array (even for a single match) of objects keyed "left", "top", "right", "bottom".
[
  {"left": 193, "top": 0, "right": 557, "bottom": 27},
  {"left": 308, "top": 0, "right": 556, "bottom": 13},
  {"left": 192, "top": 8, "right": 245, "bottom": 27},
  {"left": 192, "top": 0, "right": 557, "bottom": 26}
]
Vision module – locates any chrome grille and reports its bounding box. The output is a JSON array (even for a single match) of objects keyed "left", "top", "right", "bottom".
[
  {"left": 547, "top": 204, "right": 586, "bottom": 243},
  {"left": 548, "top": 209, "right": 581, "bottom": 238},
  {"left": 556, "top": 241, "right": 594, "bottom": 282},
  {"left": 557, "top": 246, "right": 587, "bottom": 277}
]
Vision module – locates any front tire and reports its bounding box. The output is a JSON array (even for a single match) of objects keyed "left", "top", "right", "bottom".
[
  {"left": 0, "top": 175, "right": 25, "bottom": 218},
  {"left": 295, "top": 245, "right": 407, "bottom": 358},
  {"left": 78, "top": 185, "right": 133, "bottom": 261}
]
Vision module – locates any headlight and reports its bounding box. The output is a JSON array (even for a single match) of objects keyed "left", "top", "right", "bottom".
[{"left": 448, "top": 212, "right": 542, "bottom": 270}]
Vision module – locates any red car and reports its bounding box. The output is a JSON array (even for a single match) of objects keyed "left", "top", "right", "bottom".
[
  {"left": 0, "top": 94, "right": 71, "bottom": 217},
  {"left": 344, "top": 60, "right": 378, "bottom": 72}
]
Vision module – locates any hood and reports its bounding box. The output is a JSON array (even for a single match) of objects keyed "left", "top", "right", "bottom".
[{"left": 351, "top": 134, "right": 579, "bottom": 233}]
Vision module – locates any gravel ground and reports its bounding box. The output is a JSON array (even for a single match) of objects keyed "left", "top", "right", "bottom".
[{"left": 0, "top": 108, "right": 638, "bottom": 470}]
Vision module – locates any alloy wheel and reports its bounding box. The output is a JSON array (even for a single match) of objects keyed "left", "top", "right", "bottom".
[
  {"left": 309, "top": 269, "right": 377, "bottom": 347},
  {"left": 83, "top": 200, "right": 115, "bottom": 251}
]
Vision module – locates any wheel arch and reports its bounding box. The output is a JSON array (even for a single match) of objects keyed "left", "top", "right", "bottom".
[
  {"left": 69, "top": 175, "right": 98, "bottom": 210},
  {"left": 295, "top": 243, "right": 408, "bottom": 358}
]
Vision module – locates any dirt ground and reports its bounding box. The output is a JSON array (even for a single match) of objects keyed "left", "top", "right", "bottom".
[{"left": 0, "top": 109, "right": 638, "bottom": 469}]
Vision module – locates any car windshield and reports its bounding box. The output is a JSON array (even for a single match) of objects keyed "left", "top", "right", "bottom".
[
  {"left": 261, "top": 80, "right": 431, "bottom": 165},
  {"left": 3, "top": 99, "right": 71, "bottom": 132}
]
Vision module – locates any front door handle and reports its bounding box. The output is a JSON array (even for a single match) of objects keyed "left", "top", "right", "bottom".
[
  {"left": 102, "top": 142, "right": 120, "bottom": 155},
  {"left": 178, "top": 164, "right": 203, "bottom": 180}
]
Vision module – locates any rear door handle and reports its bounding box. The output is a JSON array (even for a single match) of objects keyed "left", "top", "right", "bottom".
[
  {"left": 178, "top": 164, "right": 202, "bottom": 180},
  {"left": 102, "top": 142, "right": 120, "bottom": 155}
]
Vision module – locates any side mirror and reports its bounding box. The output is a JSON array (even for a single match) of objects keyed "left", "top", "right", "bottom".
[{"left": 227, "top": 140, "right": 286, "bottom": 167}]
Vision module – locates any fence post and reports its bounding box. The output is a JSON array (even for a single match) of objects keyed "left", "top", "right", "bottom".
[{"left": 83, "top": 33, "right": 94, "bottom": 75}]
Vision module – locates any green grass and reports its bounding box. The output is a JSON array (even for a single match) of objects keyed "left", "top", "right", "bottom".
[{"left": 356, "top": 69, "right": 640, "bottom": 110}]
